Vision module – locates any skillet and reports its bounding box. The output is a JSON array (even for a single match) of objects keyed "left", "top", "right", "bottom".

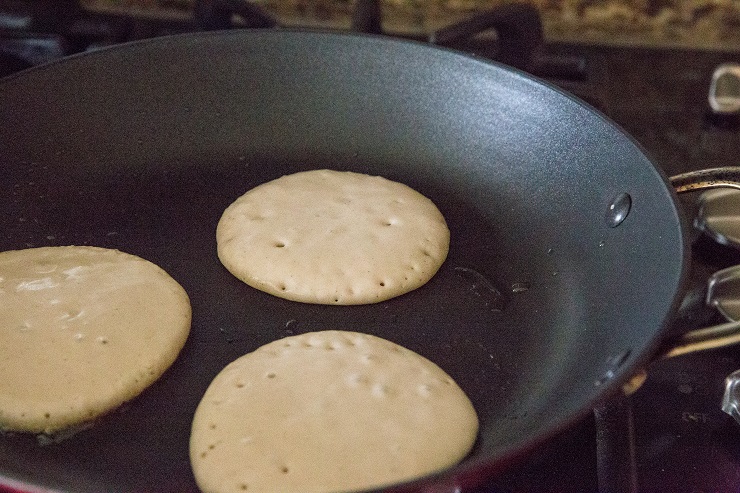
[{"left": 0, "top": 29, "right": 734, "bottom": 492}]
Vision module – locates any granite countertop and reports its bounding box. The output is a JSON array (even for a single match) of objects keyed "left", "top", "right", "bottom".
[{"left": 82, "top": 0, "right": 740, "bottom": 50}]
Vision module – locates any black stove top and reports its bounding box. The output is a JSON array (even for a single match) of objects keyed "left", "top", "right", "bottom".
[{"left": 2, "top": 3, "right": 740, "bottom": 492}]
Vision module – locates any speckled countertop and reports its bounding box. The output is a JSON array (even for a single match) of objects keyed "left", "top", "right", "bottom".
[{"left": 84, "top": 0, "right": 740, "bottom": 50}]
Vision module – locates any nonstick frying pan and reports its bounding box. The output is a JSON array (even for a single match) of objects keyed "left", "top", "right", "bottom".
[{"left": 0, "top": 29, "right": 733, "bottom": 492}]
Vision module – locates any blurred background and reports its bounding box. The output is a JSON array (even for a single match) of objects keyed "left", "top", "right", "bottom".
[{"left": 79, "top": 0, "right": 740, "bottom": 50}]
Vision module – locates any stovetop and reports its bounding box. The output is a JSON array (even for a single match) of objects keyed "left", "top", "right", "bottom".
[{"left": 1, "top": 3, "right": 740, "bottom": 492}]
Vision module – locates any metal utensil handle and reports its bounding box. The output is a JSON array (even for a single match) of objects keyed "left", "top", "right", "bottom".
[
  {"left": 670, "top": 167, "right": 740, "bottom": 194},
  {"left": 660, "top": 319, "right": 740, "bottom": 359}
]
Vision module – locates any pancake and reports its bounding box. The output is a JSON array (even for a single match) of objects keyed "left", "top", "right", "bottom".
[
  {"left": 216, "top": 169, "right": 449, "bottom": 305},
  {"left": 0, "top": 246, "right": 191, "bottom": 434},
  {"left": 190, "top": 330, "right": 478, "bottom": 493}
]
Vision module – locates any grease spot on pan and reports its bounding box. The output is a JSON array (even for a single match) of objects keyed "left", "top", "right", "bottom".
[{"left": 454, "top": 266, "right": 506, "bottom": 312}]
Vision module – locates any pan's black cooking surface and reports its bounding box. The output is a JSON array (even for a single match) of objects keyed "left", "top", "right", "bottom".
[{"left": 1, "top": 3, "right": 740, "bottom": 493}]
